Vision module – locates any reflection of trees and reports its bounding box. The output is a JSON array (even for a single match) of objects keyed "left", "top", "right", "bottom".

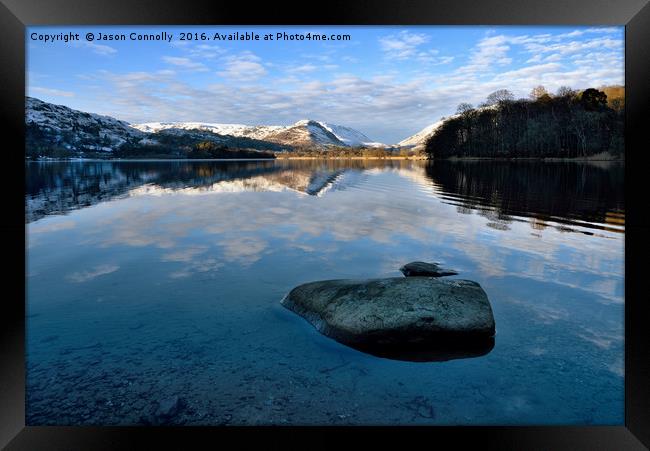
[
  {"left": 25, "top": 160, "right": 418, "bottom": 223},
  {"left": 27, "top": 159, "right": 624, "bottom": 234},
  {"left": 530, "top": 217, "right": 548, "bottom": 231},
  {"left": 479, "top": 208, "right": 513, "bottom": 231},
  {"left": 424, "top": 161, "right": 624, "bottom": 232},
  {"left": 26, "top": 161, "right": 283, "bottom": 222}
]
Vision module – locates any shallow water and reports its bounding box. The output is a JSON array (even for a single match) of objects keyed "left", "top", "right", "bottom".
[{"left": 26, "top": 159, "right": 624, "bottom": 425}]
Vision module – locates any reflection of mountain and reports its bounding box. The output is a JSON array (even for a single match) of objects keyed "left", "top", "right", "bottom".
[
  {"left": 125, "top": 168, "right": 353, "bottom": 197},
  {"left": 27, "top": 160, "right": 625, "bottom": 234},
  {"left": 423, "top": 161, "right": 625, "bottom": 233},
  {"left": 26, "top": 161, "right": 274, "bottom": 222},
  {"left": 26, "top": 160, "right": 414, "bottom": 222}
]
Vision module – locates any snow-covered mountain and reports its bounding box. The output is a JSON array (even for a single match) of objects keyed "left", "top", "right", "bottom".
[
  {"left": 317, "top": 123, "right": 385, "bottom": 147},
  {"left": 26, "top": 97, "right": 386, "bottom": 155},
  {"left": 26, "top": 97, "right": 145, "bottom": 151},
  {"left": 131, "top": 122, "right": 285, "bottom": 140},
  {"left": 132, "top": 119, "right": 385, "bottom": 149},
  {"left": 261, "top": 119, "right": 345, "bottom": 148}
]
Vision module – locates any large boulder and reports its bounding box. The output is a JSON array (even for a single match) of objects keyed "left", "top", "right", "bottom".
[
  {"left": 281, "top": 277, "right": 495, "bottom": 361},
  {"left": 399, "top": 261, "right": 458, "bottom": 277}
]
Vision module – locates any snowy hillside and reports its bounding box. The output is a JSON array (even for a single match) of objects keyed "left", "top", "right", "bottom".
[
  {"left": 26, "top": 97, "right": 386, "bottom": 156},
  {"left": 399, "top": 105, "right": 499, "bottom": 150},
  {"left": 317, "top": 122, "right": 385, "bottom": 147},
  {"left": 397, "top": 118, "right": 450, "bottom": 150},
  {"left": 26, "top": 97, "right": 145, "bottom": 151},
  {"left": 131, "top": 119, "right": 384, "bottom": 149},
  {"left": 266, "top": 120, "right": 344, "bottom": 147},
  {"left": 131, "top": 122, "right": 285, "bottom": 141}
]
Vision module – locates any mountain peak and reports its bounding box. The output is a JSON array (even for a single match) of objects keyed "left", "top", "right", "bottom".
[{"left": 293, "top": 119, "right": 319, "bottom": 127}]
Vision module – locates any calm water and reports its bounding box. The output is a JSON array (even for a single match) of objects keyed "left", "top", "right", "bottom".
[{"left": 26, "top": 159, "right": 625, "bottom": 425}]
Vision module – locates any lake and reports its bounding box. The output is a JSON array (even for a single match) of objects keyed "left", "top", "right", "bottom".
[{"left": 25, "top": 159, "right": 625, "bottom": 425}]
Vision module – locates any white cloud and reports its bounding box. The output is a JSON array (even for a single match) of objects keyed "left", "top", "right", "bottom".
[
  {"left": 459, "top": 34, "right": 512, "bottom": 75},
  {"left": 379, "top": 30, "right": 430, "bottom": 59},
  {"left": 188, "top": 44, "right": 226, "bottom": 59},
  {"left": 72, "top": 41, "right": 117, "bottom": 56},
  {"left": 300, "top": 53, "right": 334, "bottom": 63},
  {"left": 217, "top": 52, "right": 267, "bottom": 81},
  {"left": 162, "top": 56, "right": 208, "bottom": 72},
  {"left": 287, "top": 64, "right": 317, "bottom": 74},
  {"left": 417, "top": 52, "right": 454, "bottom": 65},
  {"left": 30, "top": 86, "right": 75, "bottom": 97},
  {"left": 521, "top": 36, "right": 622, "bottom": 57}
]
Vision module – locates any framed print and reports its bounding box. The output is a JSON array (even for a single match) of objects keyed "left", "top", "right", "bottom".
[{"left": 1, "top": 0, "right": 649, "bottom": 449}]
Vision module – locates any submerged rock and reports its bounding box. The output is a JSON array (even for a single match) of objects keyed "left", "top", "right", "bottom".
[
  {"left": 399, "top": 261, "right": 458, "bottom": 277},
  {"left": 155, "top": 396, "right": 183, "bottom": 419},
  {"left": 281, "top": 277, "right": 495, "bottom": 361}
]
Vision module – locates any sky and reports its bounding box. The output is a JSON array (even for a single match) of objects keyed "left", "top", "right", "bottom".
[{"left": 27, "top": 26, "right": 624, "bottom": 144}]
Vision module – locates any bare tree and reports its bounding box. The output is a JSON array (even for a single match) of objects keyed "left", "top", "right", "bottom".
[
  {"left": 556, "top": 86, "right": 576, "bottom": 97},
  {"left": 456, "top": 103, "right": 474, "bottom": 115},
  {"left": 529, "top": 85, "right": 549, "bottom": 100},
  {"left": 485, "top": 89, "right": 514, "bottom": 106}
]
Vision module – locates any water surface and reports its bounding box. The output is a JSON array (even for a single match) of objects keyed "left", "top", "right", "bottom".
[{"left": 26, "top": 159, "right": 625, "bottom": 425}]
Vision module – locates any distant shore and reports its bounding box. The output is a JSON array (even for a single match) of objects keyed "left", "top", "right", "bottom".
[
  {"left": 25, "top": 154, "right": 624, "bottom": 162},
  {"left": 26, "top": 155, "right": 428, "bottom": 162},
  {"left": 274, "top": 156, "right": 428, "bottom": 160}
]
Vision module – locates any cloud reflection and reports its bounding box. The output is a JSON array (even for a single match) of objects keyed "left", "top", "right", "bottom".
[
  {"left": 53, "top": 163, "right": 621, "bottom": 307},
  {"left": 67, "top": 264, "right": 119, "bottom": 283}
]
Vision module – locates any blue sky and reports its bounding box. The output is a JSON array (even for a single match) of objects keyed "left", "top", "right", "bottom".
[{"left": 27, "top": 26, "right": 624, "bottom": 143}]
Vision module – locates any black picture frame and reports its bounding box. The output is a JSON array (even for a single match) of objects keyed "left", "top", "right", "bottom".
[{"left": 2, "top": 0, "right": 649, "bottom": 448}]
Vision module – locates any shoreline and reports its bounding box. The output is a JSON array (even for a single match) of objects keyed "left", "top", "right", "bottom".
[
  {"left": 274, "top": 156, "right": 427, "bottom": 160},
  {"left": 25, "top": 156, "right": 624, "bottom": 162},
  {"left": 26, "top": 156, "right": 428, "bottom": 162}
]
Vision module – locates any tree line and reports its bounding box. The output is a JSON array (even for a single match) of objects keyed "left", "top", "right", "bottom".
[
  {"left": 425, "top": 85, "right": 624, "bottom": 159},
  {"left": 114, "top": 139, "right": 275, "bottom": 159},
  {"left": 282, "top": 145, "right": 397, "bottom": 158}
]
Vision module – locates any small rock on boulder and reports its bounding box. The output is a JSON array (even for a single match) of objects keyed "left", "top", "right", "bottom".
[{"left": 400, "top": 261, "right": 458, "bottom": 277}]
